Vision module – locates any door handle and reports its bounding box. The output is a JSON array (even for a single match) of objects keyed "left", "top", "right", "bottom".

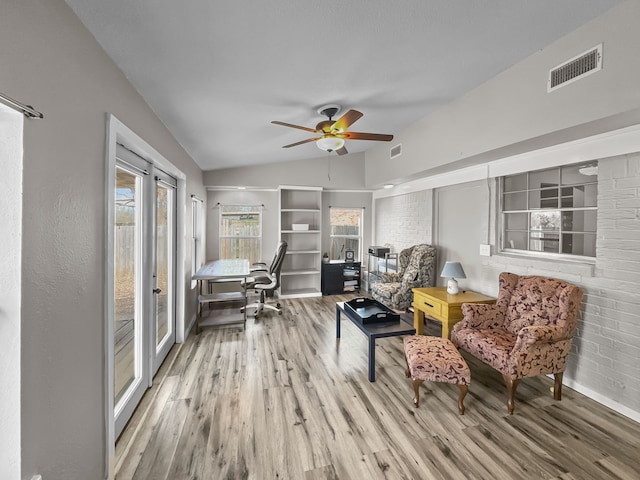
[{"left": 153, "top": 288, "right": 162, "bottom": 294}]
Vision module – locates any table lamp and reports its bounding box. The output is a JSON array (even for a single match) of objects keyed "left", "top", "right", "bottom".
[{"left": 440, "top": 261, "right": 466, "bottom": 295}]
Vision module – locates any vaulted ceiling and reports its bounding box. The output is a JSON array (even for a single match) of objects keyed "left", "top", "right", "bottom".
[{"left": 65, "top": 0, "right": 621, "bottom": 171}]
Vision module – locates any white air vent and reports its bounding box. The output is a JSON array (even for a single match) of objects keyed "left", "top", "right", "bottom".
[
  {"left": 390, "top": 144, "right": 402, "bottom": 159},
  {"left": 548, "top": 44, "right": 602, "bottom": 92}
]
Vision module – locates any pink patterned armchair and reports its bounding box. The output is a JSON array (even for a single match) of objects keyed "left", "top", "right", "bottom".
[{"left": 451, "top": 272, "right": 583, "bottom": 414}]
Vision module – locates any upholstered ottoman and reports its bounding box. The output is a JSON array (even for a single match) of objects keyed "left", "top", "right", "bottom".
[{"left": 403, "top": 335, "right": 470, "bottom": 414}]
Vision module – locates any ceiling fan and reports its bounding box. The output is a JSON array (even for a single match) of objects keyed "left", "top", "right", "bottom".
[{"left": 272, "top": 104, "right": 394, "bottom": 156}]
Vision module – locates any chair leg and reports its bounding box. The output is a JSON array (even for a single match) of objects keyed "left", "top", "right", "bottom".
[
  {"left": 242, "top": 290, "right": 282, "bottom": 318},
  {"left": 412, "top": 379, "right": 424, "bottom": 408},
  {"left": 502, "top": 374, "right": 520, "bottom": 415},
  {"left": 404, "top": 353, "right": 411, "bottom": 378},
  {"left": 457, "top": 384, "right": 468, "bottom": 415},
  {"left": 553, "top": 372, "right": 563, "bottom": 401}
]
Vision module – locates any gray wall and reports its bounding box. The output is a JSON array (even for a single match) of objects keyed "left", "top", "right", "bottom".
[
  {"left": 206, "top": 189, "right": 280, "bottom": 264},
  {"left": 322, "top": 191, "right": 373, "bottom": 262},
  {"left": 434, "top": 181, "right": 491, "bottom": 292},
  {"left": 1, "top": 1, "right": 205, "bottom": 479},
  {"left": 204, "top": 190, "right": 373, "bottom": 267},
  {"left": 203, "top": 152, "right": 367, "bottom": 189},
  {"left": 373, "top": 153, "right": 640, "bottom": 418},
  {"left": 365, "top": 1, "right": 640, "bottom": 188},
  {"left": 204, "top": 158, "right": 375, "bottom": 265}
]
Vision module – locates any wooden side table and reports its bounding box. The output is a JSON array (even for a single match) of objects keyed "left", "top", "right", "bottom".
[{"left": 412, "top": 287, "right": 495, "bottom": 339}]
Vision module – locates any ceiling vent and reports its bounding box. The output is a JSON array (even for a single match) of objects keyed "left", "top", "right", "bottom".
[
  {"left": 548, "top": 44, "right": 602, "bottom": 92},
  {"left": 390, "top": 144, "right": 402, "bottom": 159}
]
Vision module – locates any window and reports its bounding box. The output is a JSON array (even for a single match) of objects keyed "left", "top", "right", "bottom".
[
  {"left": 219, "top": 205, "right": 262, "bottom": 263},
  {"left": 191, "top": 197, "right": 203, "bottom": 287},
  {"left": 501, "top": 162, "right": 598, "bottom": 258},
  {"left": 329, "top": 207, "right": 363, "bottom": 261}
]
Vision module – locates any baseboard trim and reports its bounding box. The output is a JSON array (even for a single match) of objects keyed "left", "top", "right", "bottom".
[{"left": 561, "top": 376, "right": 640, "bottom": 424}]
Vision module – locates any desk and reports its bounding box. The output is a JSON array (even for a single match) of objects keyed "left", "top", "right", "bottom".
[
  {"left": 412, "top": 287, "right": 495, "bottom": 339},
  {"left": 193, "top": 259, "right": 250, "bottom": 332},
  {"left": 336, "top": 300, "right": 415, "bottom": 382}
]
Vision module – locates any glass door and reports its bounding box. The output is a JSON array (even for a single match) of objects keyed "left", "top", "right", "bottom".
[
  {"left": 152, "top": 173, "right": 176, "bottom": 375},
  {"left": 113, "top": 148, "right": 177, "bottom": 439},
  {"left": 114, "top": 165, "right": 146, "bottom": 436}
]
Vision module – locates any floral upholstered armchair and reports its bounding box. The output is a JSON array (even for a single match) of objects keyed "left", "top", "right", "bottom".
[
  {"left": 371, "top": 244, "right": 436, "bottom": 311},
  {"left": 451, "top": 272, "right": 583, "bottom": 414}
]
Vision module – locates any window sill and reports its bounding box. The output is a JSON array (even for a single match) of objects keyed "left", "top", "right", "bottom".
[{"left": 491, "top": 252, "right": 595, "bottom": 277}]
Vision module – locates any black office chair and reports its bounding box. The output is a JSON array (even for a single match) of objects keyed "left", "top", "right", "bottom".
[{"left": 241, "top": 241, "right": 287, "bottom": 319}]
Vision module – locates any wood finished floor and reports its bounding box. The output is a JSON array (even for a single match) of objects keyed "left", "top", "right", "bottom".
[{"left": 115, "top": 294, "right": 640, "bottom": 480}]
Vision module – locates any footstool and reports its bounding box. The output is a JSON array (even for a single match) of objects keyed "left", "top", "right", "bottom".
[{"left": 403, "top": 335, "right": 470, "bottom": 414}]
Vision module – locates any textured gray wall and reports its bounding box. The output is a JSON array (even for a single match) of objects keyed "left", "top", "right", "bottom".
[{"left": 2, "top": 1, "right": 205, "bottom": 479}]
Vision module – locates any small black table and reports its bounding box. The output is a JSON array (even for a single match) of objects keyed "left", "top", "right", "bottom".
[{"left": 336, "top": 300, "right": 416, "bottom": 382}]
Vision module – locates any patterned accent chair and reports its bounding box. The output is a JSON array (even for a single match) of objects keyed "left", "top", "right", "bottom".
[
  {"left": 451, "top": 272, "right": 583, "bottom": 414},
  {"left": 371, "top": 244, "right": 437, "bottom": 311}
]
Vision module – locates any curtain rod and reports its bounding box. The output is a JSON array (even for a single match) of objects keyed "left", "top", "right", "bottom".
[
  {"left": 0, "top": 92, "right": 43, "bottom": 119},
  {"left": 215, "top": 202, "right": 264, "bottom": 207},
  {"left": 191, "top": 194, "right": 204, "bottom": 203}
]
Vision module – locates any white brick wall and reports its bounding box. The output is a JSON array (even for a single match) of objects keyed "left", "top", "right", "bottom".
[
  {"left": 374, "top": 152, "right": 640, "bottom": 420},
  {"left": 374, "top": 190, "right": 433, "bottom": 253}
]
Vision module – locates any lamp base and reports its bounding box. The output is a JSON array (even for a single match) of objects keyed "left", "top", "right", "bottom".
[{"left": 447, "top": 278, "right": 459, "bottom": 295}]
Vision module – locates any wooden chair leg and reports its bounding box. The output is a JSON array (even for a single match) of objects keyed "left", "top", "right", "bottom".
[
  {"left": 553, "top": 372, "right": 563, "bottom": 401},
  {"left": 456, "top": 384, "right": 468, "bottom": 415},
  {"left": 404, "top": 353, "right": 411, "bottom": 378},
  {"left": 502, "top": 375, "right": 520, "bottom": 415},
  {"left": 412, "top": 379, "right": 424, "bottom": 408}
]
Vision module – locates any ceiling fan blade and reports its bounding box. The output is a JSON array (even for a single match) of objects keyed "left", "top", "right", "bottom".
[
  {"left": 332, "top": 109, "right": 363, "bottom": 132},
  {"left": 272, "top": 121, "right": 317, "bottom": 133},
  {"left": 282, "top": 137, "right": 321, "bottom": 148},
  {"left": 343, "top": 132, "right": 394, "bottom": 142},
  {"left": 335, "top": 146, "right": 348, "bottom": 156}
]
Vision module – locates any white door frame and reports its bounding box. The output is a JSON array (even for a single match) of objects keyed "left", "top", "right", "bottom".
[
  {"left": 105, "top": 114, "right": 186, "bottom": 476},
  {"left": 0, "top": 103, "right": 23, "bottom": 480}
]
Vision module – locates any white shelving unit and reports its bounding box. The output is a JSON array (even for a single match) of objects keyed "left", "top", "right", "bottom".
[{"left": 279, "top": 185, "right": 323, "bottom": 298}]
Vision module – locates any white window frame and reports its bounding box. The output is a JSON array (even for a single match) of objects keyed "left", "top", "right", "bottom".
[
  {"left": 191, "top": 196, "right": 204, "bottom": 288},
  {"left": 500, "top": 162, "right": 598, "bottom": 260},
  {"left": 329, "top": 207, "right": 364, "bottom": 262},
  {"left": 218, "top": 204, "right": 262, "bottom": 263}
]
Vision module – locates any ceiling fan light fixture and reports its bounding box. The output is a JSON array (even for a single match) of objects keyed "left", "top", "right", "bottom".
[{"left": 316, "top": 136, "right": 345, "bottom": 152}]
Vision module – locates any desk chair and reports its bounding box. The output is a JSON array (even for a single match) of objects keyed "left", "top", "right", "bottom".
[{"left": 241, "top": 241, "right": 287, "bottom": 319}]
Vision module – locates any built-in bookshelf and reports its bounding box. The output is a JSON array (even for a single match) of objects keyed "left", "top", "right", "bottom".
[{"left": 278, "top": 185, "right": 323, "bottom": 298}]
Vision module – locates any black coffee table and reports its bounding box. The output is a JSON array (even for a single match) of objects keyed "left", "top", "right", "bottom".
[{"left": 336, "top": 299, "right": 416, "bottom": 382}]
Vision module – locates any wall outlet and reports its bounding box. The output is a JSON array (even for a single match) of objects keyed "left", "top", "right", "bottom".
[{"left": 479, "top": 244, "right": 491, "bottom": 256}]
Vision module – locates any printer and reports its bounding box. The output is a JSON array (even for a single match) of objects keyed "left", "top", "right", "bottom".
[{"left": 368, "top": 246, "right": 390, "bottom": 257}]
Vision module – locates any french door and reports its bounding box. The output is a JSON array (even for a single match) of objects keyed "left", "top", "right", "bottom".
[{"left": 113, "top": 146, "right": 176, "bottom": 438}]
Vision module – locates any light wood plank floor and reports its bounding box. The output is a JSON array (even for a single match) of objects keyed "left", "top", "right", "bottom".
[{"left": 115, "top": 294, "right": 640, "bottom": 479}]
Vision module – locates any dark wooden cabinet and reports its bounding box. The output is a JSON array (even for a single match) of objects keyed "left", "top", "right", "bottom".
[{"left": 321, "top": 261, "right": 361, "bottom": 295}]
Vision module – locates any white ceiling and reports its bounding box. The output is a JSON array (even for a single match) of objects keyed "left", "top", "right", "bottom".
[{"left": 65, "top": 0, "right": 621, "bottom": 171}]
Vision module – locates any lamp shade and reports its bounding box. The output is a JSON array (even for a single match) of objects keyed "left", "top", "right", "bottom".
[
  {"left": 440, "top": 261, "right": 466, "bottom": 279},
  {"left": 316, "top": 136, "right": 345, "bottom": 152}
]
